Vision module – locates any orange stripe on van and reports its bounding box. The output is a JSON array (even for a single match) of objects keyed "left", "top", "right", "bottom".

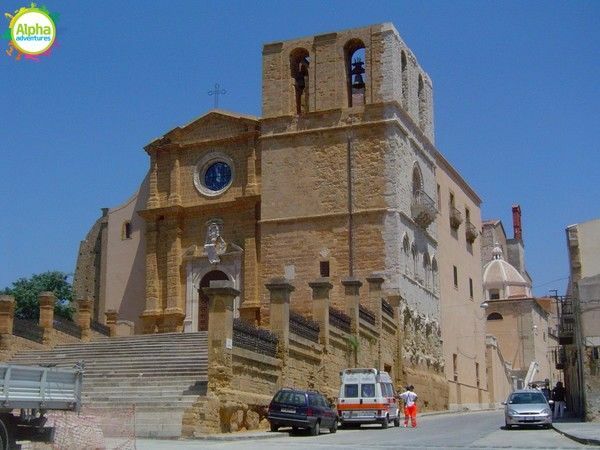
[{"left": 337, "top": 403, "right": 390, "bottom": 410}]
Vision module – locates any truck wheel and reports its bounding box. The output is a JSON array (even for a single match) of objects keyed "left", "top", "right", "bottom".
[{"left": 381, "top": 415, "right": 389, "bottom": 429}]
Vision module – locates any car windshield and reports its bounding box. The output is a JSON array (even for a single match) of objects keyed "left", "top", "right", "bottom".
[
  {"left": 509, "top": 392, "right": 547, "bottom": 404},
  {"left": 273, "top": 390, "right": 306, "bottom": 406}
]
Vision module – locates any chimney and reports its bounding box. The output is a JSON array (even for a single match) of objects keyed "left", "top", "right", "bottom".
[{"left": 512, "top": 204, "right": 522, "bottom": 241}]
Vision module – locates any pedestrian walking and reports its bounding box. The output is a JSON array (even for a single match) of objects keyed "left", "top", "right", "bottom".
[
  {"left": 552, "top": 381, "right": 566, "bottom": 419},
  {"left": 399, "top": 385, "right": 418, "bottom": 428}
]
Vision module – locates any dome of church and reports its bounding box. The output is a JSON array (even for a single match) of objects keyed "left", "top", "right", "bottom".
[{"left": 483, "top": 244, "right": 531, "bottom": 299}]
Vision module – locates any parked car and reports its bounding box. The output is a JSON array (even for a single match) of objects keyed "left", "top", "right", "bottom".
[
  {"left": 503, "top": 389, "right": 553, "bottom": 429},
  {"left": 268, "top": 388, "right": 338, "bottom": 435}
]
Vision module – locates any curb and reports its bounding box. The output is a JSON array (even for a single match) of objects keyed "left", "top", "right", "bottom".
[
  {"left": 552, "top": 425, "right": 600, "bottom": 446},
  {"left": 186, "top": 431, "right": 282, "bottom": 442}
]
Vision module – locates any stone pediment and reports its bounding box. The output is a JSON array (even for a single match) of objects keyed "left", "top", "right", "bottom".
[{"left": 146, "top": 110, "right": 259, "bottom": 150}]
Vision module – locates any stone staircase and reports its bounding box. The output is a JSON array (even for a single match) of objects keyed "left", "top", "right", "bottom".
[{"left": 9, "top": 332, "right": 208, "bottom": 438}]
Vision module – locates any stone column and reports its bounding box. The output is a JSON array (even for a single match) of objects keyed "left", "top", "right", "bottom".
[
  {"left": 204, "top": 280, "right": 239, "bottom": 391},
  {"left": 388, "top": 293, "right": 405, "bottom": 386},
  {"left": 366, "top": 275, "right": 384, "bottom": 369},
  {"left": 105, "top": 309, "right": 118, "bottom": 337},
  {"left": 147, "top": 150, "right": 160, "bottom": 209},
  {"left": 309, "top": 278, "right": 332, "bottom": 348},
  {"left": 38, "top": 291, "right": 55, "bottom": 343},
  {"left": 162, "top": 216, "right": 184, "bottom": 332},
  {"left": 77, "top": 298, "right": 93, "bottom": 342},
  {"left": 266, "top": 278, "right": 294, "bottom": 355},
  {"left": 168, "top": 150, "right": 181, "bottom": 206},
  {"left": 141, "top": 220, "right": 161, "bottom": 333},
  {"left": 0, "top": 295, "right": 15, "bottom": 350}
]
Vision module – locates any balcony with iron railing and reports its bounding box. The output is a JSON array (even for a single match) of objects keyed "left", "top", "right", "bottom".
[
  {"left": 465, "top": 221, "right": 478, "bottom": 243},
  {"left": 411, "top": 189, "right": 437, "bottom": 229},
  {"left": 558, "top": 322, "right": 574, "bottom": 345},
  {"left": 449, "top": 207, "right": 462, "bottom": 229}
]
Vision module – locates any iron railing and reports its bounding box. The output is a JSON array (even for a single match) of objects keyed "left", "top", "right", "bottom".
[
  {"left": 233, "top": 318, "right": 278, "bottom": 357},
  {"left": 90, "top": 320, "right": 110, "bottom": 336},
  {"left": 382, "top": 299, "right": 394, "bottom": 319},
  {"left": 411, "top": 189, "right": 437, "bottom": 228},
  {"left": 329, "top": 307, "right": 351, "bottom": 333},
  {"left": 359, "top": 304, "right": 376, "bottom": 326},
  {"left": 289, "top": 311, "right": 320, "bottom": 343}
]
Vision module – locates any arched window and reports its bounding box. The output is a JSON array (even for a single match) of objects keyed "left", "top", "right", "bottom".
[
  {"left": 431, "top": 256, "right": 438, "bottom": 294},
  {"left": 411, "top": 243, "right": 418, "bottom": 277},
  {"left": 423, "top": 252, "right": 431, "bottom": 288},
  {"left": 412, "top": 163, "right": 423, "bottom": 197},
  {"left": 401, "top": 51, "right": 408, "bottom": 108},
  {"left": 487, "top": 312, "right": 503, "bottom": 321},
  {"left": 418, "top": 74, "right": 426, "bottom": 130},
  {"left": 402, "top": 234, "right": 410, "bottom": 274},
  {"left": 345, "top": 39, "right": 366, "bottom": 107},
  {"left": 290, "top": 48, "right": 310, "bottom": 115}
]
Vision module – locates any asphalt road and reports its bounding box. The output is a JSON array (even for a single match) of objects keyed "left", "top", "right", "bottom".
[{"left": 117, "top": 411, "right": 598, "bottom": 449}]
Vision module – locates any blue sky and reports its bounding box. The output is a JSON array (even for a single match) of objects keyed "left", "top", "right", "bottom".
[{"left": 1, "top": 0, "right": 598, "bottom": 296}]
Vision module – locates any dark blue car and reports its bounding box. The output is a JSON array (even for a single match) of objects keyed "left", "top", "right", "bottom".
[{"left": 268, "top": 388, "right": 338, "bottom": 435}]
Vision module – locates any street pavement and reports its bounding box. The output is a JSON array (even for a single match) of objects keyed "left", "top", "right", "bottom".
[{"left": 110, "top": 410, "right": 600, "bottom": 449}]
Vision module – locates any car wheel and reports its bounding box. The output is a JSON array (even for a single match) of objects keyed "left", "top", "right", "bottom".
[
  {"left": 330, "top": 420, "right": 338, "bottom": 434},
  {"left": 505, "top": 422, "right": 511, "bottom": 430},
  {"left": 394, "top": 417, "right": 400, "bottom": 427},
  {"left": 381, "top": 415, "right": 389, "bottom": 429},
  {"left": 310, "top": 421, "right": 320, "bottom": 436},
  {"left": 291, "top": 426, "right": 298, "bottom": 433},
  {"left": 270, "top": 423, "right": 279, "bottom": 432}
]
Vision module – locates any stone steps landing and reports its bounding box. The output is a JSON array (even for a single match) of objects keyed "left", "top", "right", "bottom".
[{"left": 9, "top": 332, "right": 208, "bottom": 438}]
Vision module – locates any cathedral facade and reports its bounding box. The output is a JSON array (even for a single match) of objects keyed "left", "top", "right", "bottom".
[{"left": 74, "top": 24, "right": 487, "bottom": 407}]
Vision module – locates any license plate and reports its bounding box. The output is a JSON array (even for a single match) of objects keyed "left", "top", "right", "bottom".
[
  {"left": 524, "top": 417, "right": 536, "bottom": 422},
  {"left": 281, "top": 408, "right": 296, "bottom": 414}
]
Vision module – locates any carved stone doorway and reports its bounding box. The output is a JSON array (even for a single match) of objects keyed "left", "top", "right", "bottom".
[{"left": 197, "top": 270, "right": 229, "bottom": 331}]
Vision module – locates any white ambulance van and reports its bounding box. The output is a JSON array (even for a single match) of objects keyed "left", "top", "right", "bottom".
[{"left": 337, "top": 368, "right": 400, "bottom": 428}]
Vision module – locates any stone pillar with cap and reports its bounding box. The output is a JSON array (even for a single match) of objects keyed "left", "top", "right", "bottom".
[
  {"left": 105, "top": 309, "right": 118, "bottom": 337},
  {"left": 204, "top": 280, "right": 239, "bottom": 391},
  {"left": 266, "top": 278, "right": 294, "bottom": 387},
  {"left": 0, "top": 295, "right": 15, "bottom": 350},
  {"left": 38, "top": 291, "right": 55, "bottom": 343},
  {"left": 77, "top": 298, "right": 93, "bottom": 341},
  {"left": 309, "top": 278, "right": 332, "bottom": 348}
]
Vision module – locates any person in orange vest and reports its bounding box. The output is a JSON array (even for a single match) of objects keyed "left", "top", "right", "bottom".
[{"left": 399, "top": 385, "right": 418, "bottom": 428}]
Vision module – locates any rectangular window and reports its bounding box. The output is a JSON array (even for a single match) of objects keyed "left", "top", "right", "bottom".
[
  {"left": 476, "top": 362, "right": 480, "bottom": 386},
  {"left": 344, "top": 384, "right": 359, "bottom": 398},
  {"left": 449, "top": 192, "right": 455, "bottom": 208},
  {"left": 361, "top": 383, "right": 376, "bottom": 398},
  {"left": 465, "top": 207, "right": 471, "bottom": 223},
  {"left": 469, "top": 278, "right": 474, "bottom": 298},
  {"left": 320, "top": 261, "right": 330, "bottom": 277},
  {"left": 490, "top": 289, "right": 500, "bottom": 300},
  {"left": 453, "top": 266, "right": 458, "bottom": 288},
  {"left": 437, "top": 184, "right": 441, "bottom": 210}
]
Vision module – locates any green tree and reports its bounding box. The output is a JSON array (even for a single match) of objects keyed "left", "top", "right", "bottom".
[{"left": 1, "top": 271, "right": 75, "bottom": 321}]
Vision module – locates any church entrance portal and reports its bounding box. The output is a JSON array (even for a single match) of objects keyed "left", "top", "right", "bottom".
[{"left": 197, "top": 270, "right": 229, "bottom": 331}]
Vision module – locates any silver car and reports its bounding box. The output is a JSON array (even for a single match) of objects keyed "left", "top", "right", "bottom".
[{"left": 503, "top": 389, "right": 553, "bottom": 429}]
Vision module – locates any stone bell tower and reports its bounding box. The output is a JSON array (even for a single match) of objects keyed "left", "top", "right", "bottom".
[{"left": 258, "top": 23, "right": 440, "bottom": 321}]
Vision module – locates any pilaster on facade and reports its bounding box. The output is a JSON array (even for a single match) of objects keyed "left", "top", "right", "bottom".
[
  {"left": 141, "top": 220, "right": 161, "bottom": 333},
  {"left": 163, "top": 215, "right": 185, "bottom": 332},
  {"left": 147, "top": 150, "right": 160, "bottom": 209},
  {"left": 168, "top": 149, "right": 182, "bottom": 206}
]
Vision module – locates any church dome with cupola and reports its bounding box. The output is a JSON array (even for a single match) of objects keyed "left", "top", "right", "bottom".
[{"left": 482, "top": 243, "right": 532, "bottom": 300}]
